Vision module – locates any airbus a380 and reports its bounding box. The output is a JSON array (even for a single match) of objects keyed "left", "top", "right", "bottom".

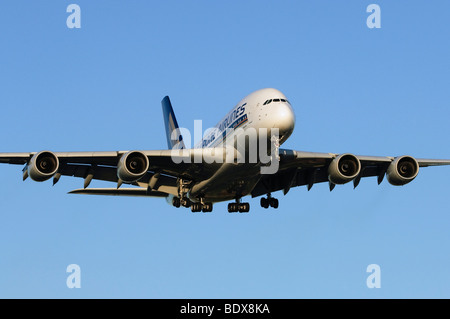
[{"left": 1, "top": 88, "right": 449, "bottom": 213}]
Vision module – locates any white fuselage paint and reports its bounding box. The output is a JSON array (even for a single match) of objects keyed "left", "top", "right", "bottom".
[
  {"left": 187, "top": 88, "right": 296, "bottom": 202},
  {"left": 196, "top": 88, "right": 295, "bottom": 149}
]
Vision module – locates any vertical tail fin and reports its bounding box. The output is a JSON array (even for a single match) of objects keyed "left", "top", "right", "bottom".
[{"left": 161, "top": 96, "right": 185, "bottom": 150}]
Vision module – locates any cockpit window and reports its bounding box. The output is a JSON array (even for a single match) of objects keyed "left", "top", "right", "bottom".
[{"left": 263, "top": 98, "right": 291, "bottom": 105}]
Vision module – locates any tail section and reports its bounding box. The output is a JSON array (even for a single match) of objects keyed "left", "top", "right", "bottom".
[{"left": 162, "top": 96, "right": 185, "bottom": 150}]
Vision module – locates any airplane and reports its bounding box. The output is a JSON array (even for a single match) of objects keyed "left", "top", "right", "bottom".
[{"left": 1, "top": 88, "right": 450, "bottom": 213}]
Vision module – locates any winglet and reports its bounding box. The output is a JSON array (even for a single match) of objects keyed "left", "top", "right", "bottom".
[{"left": 161, "top": 96, "right": 185, "bottom": 150}]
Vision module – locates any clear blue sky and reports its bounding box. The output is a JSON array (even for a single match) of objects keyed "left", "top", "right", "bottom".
[{"left": 1, "top": 0, "right": 450, "bottom": 298}]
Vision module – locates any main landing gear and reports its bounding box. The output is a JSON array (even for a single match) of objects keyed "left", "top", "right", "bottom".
[
  {"left": 260, "top": 194, "right": 279, "bottom": 209},
  {"left": 228, "top": 200, "right": 250, "bottom": 213},
  {"left": 172, "top": 197, "right": 181, "bottom": 208},
  {"left": 172, "top": 197, "right": 192, "bottom": 208},
  {"left": 190, "top": 202, "right": 213, "bottom": 213}
]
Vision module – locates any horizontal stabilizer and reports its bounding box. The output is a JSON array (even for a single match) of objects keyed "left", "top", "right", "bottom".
[{"left": 68, "top": 188, "right": 168, "bottom": 197}]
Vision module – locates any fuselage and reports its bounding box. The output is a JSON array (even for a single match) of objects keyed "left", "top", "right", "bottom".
[
  {"left": 189, "top": 88, "right": 295, "bottom": 202},
  {"left": 196, "top": 88, "right": 295, "bottom": 149}
]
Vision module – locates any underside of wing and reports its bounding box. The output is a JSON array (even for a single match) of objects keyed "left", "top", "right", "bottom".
[
  {"left": 416, "top": 159, "right": 450, "bottom": 167},
  {"left": 251, "top": 149, "right": 450, "bottom": 198},
  {"left": 0, "top": 149, "right": 225, "bottom": 190},
  {"left": 69, "top": 188, "right": 168, "bottom": 197}
]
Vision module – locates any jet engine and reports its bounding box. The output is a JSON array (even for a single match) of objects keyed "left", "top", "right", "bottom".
[
  {"left": 28, "top": 151, "right": 59, "bottom": 182},
  {"left": 328, "top": 153, "right": 361, "bottom": 185},
  {"left": 117, "top": 151, "right": 149, "bottom": 182},
  {"left": 386, "top": 156, "right": 419, "bottom": 186}
]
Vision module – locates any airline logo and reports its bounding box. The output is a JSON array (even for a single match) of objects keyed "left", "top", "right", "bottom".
[
  {"left": 218, "top": 103, "right": 246, "bottom": 132},
  {"left": 202, "top": 103, "right": 248, "bottom": 148}
]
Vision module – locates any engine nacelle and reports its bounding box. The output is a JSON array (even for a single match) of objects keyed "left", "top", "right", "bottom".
[
  {"left": 328, "top": 153, "right": 361, "bottom": 185},
  {"left": 117, "top": 151, "right": 149, "bottom": 183},
  {"left": 28, "top": 151, "right": 59, "bottom": 182},
  {"left": 386, "top": 156, "right": 419, "bottom": 186}
]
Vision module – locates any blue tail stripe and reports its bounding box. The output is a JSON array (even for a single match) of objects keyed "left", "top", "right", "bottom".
[{"left": 161, "top": 96, "right": 184, "bottom": 150}]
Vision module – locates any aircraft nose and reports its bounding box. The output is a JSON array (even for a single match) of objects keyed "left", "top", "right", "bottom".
[{"left": 273, "top": 103, "right": 295, "bottom": 139}]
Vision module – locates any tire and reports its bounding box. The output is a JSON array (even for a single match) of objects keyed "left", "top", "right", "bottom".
[
  {"left": 191, "top": 203, "right": 201, "bottom": 212},
  {"left": 182, "top": 199, "right": 191, "bottom": 208},
  {"left": 237, "top": 203, "right": 250, "bottom": 213},
  {"left": 270, "top": 198, "right": 279, "bottom": 209},
  {"left": 202, "top": 203, "right": 213, "bottom": 213},
  {"left": 172, "top": 197, "right": 181, "bottom": 208},
  {"left": 260, "top": 197, "right": 268, "bottom": 209}
]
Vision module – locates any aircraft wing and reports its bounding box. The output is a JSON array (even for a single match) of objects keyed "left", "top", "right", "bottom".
[
  {"left": 68, "top": 188, "right": 168, "bottom": 197},
  {"left": 0, "top": 150, "right": 214, "bottom": 180},
  {"left": 0, "top": 149, "right": 226, "bottom": 196},
  {"left": 251, "top": 149, "right": 450, "bottom": 197}
]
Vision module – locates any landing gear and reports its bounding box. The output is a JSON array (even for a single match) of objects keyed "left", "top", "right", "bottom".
[
  {"left": 190, "top": 202, "right": 213, "bottom": 213},
  {"left": 191, "top": 203, "right": 202, "bottom": 212},
  {"left": 260, "top": 194, "right": 279, "bottom": 209},
  {"left": 181, "top": 198, "right": 191, "bottom": 208},
  {"left": 177, "top": 178, "right": 192, "bottom": 208},
  {"left": 228, "top": 203, "right": 237, "bottom": 213},
  {"left": 228, "top": 200, "right": 250, "bottom": 213},
  {"left": 202, "top": 202, "right": 213, "bottom": 213},
  {"left": 172, "top": 197, "right": 181, "bottom": 208},
  {"left": 260, "top": 197, "right": 269, "bottom": 209}
]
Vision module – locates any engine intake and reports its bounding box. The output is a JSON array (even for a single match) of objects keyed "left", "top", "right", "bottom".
[
  {"left": 328, "top": 153, "right": 361, "bottom": 185},
  {"left": 386, "top": 156, "right": 419, "bottom": 186},
  {"left": 28, "top": 151, "right": 59, "bottom": 182},
  {"left": 117, "top": 151, "right": 149, "bottom": 182}
]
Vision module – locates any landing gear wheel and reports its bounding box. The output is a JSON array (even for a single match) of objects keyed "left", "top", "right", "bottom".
[
  {"left": 228, "top": 203, "right": 238, "bottom": 213},
  {"left": 172, "top": 197, "right": 181, "bottom": 208},
  {"left": 260, "top": 197, "right": 269, "bottom": 209},
  {"left": 202, "top": 203, "right": 213, "bottom": 213},
  {"left": 181, "top": 198, "right": 191, "bottom": 208},
  {"left": 238, "top": 203, "right": 250, "bottom": 213},
  {"left": 269, "top": 198, "right": 279, "bottom": 209},
  {"left": 191, "top": 203, "right": 202, "bottom": 213}
]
